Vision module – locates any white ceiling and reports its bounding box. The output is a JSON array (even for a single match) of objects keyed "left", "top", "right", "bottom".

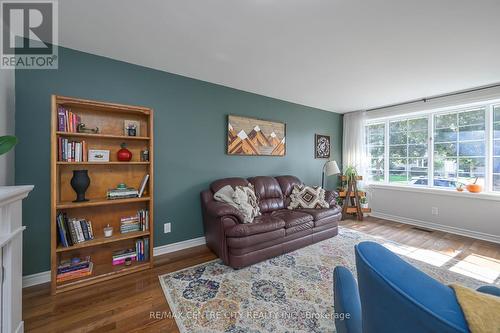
[{"left": 59, "top": 0, "right": 500, "bottom": 113}]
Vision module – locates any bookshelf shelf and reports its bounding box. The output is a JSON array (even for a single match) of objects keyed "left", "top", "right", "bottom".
[
  {"left": 56, "top": 131, "right": 150, "bottom": 141},
  {"left": 51, "top": 95, "right": 154, "bottom": 294},
  {"left": 56, "top": 197, "right": 151, "bottom": 209},
  {"left": 56, "top": 161, "right": 150, "bottom": 165},
  {"left": 56, "top": 230, "right": 150, "bottom": 253},
  {"left": 56, "top": 261, "right": 151, "bottom": 293}
]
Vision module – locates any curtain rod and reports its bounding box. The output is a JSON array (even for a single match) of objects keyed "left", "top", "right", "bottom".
[{"left": 365, "top": 82, "right": 500, "bottom": 112}]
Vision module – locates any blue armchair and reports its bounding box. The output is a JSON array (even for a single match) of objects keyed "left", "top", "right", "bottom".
[{"left": 333, "top": 241, "right": 500, "bottom": 333}]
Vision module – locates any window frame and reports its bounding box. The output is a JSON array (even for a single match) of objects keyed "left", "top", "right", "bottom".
[
  {"left": 386, "top": 116, "right": 429, "bottom": 185},
  {"left": 365, "top": 100, "right": 500, "bottom": 193},
  {"left": 365, "top": 122, "right": 386, "bottom": 182}
]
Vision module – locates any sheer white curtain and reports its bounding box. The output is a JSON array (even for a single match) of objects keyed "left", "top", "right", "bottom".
[{"left": 342, "top": 111, "right": 367, "bottom": 182}]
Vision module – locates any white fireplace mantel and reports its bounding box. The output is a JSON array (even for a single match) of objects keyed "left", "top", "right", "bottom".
[{"left": 0, "top": 185, "right": 33, "bottom": 333}]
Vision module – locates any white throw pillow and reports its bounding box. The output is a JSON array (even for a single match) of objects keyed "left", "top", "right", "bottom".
[{"left": 288, "top": 185, "right": 329, "bottom": 209}]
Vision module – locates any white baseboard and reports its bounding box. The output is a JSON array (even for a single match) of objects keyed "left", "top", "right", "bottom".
[
  {"left": 23, "top": 236, "right": 207, "bottom": 288},
  {"left": 371, "top": 211, "right": 500, "bottom": 244},
  {"left": 23, "top": 270, "right": 51, "bottom": 288},
  {"left": 153, "top": 236, "right": 206, "bottom": 256}
]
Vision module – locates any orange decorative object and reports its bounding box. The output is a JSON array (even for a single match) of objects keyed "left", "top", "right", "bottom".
[{"left": 466, "top": 184, "right": 482, "bottom": 193}]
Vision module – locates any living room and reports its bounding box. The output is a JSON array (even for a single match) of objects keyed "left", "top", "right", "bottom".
[{"left": 0, "top": 1, "right": 499, "bottom": 332}]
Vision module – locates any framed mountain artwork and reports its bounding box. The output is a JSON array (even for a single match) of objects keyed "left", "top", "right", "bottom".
[
  {"left": 315, "top": 134, "right": 331, "bottom": 158},
  {"left": 227, "top": 115, "right": 286, "bottom": 156}
]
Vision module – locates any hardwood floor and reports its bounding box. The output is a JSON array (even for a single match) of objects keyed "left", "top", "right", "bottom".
[{"left": 23, "top": 217, "right": 500, "bottom": 333}]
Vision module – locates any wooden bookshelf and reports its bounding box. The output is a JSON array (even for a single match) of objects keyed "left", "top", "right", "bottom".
[{"left": 50, "top": 95, "right": 154, "bottom": 294}]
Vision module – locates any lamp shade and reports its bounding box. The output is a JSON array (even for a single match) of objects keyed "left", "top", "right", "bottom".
[{"left": 325, "top": 160, "right": 340, "bottom": 176}]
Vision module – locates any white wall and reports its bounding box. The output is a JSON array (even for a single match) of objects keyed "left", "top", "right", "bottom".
[
  {"left": 0, "top": 69, "right": 15, "bottom": 186},
  {"left": 369, "top": 185, "right": 500, "bottom": 243}
]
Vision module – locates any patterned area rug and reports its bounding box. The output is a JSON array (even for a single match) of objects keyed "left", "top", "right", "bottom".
[{"left": 159, "top": 228, "right": 498, "bottom": 333}]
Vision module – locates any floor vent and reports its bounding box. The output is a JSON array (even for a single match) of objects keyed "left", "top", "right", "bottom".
[{"left": 411, "top": 227, "right": 433, "bottom": 233}]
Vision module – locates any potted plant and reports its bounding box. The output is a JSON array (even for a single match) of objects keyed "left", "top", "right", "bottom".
[
  {"left": 344, "top": 165, "right": 358, "bottom": 182},
  {"left": 359, "top": 196, "right": 368, "bottom": 209},
  {"left": 0, "top": 135, "right": 17, "bottom": 156}
]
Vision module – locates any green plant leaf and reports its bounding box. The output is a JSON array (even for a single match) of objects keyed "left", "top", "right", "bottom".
[{"left": 0, "top": 136, "right": 18, "bottom": 155}]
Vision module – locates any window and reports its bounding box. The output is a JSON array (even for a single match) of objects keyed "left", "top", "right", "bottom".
[
  {"left": 365, "top": 101, "right": 500, "bottom": 193},
  {"left": 366, "top": 123, "right": 385, "bottom": 182},
  {"left": 434, "top": 108, "right": 485, "bottom": 188},
  {"left": 494, "top": 106, "right": 500, "bottom": 191},
  {"left": 389, "top": 117, "right": 428, "bottom": 184}
]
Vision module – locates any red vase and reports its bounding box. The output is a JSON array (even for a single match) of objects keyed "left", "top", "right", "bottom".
[{"left": 117, "top": 143, "right": 132, "bottom": 161}]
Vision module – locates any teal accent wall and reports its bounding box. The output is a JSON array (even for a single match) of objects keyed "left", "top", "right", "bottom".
[{"left": 15, "top": 46, "right": 342, "bottom": 275}]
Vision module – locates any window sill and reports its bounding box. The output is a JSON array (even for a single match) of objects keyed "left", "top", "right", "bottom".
[{"left": 368, "top": 183, "right": 500, "bottom": 202}]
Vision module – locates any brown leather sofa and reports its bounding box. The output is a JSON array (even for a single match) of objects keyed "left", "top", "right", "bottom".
[{"left": 200, "top": 175, "right": 342, "bottom": 268}]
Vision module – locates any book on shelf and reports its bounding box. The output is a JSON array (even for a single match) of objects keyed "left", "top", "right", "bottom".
[
  {"left": 138, "top": 174, "right": 149, "bottom": 197},
  {"left": 58, "top": 137, "right": 87, "bottom": 162},
  {"left": 107, "top": 187, "right": 139, "bottom": 200},
  {"left": 57, "top": 106, "right": 81, "bottom": 133},
  {"left": 56, "top": 256, "right": 93, "bottom": 282},
  {"left": 112, "top": 237, "right": 149, "bottom": 266},
  {"left": 56, "top": 212, "right": 94, "bottom": 247},
  {"left": 120, "top": 209, "right": 149, "bottom": 234}
]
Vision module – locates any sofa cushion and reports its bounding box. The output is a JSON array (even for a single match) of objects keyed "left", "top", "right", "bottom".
[
  {"left": 210, "top": 177, "right": 249, "bottom": 193},
  {"left": 286, "top": 221, "right": 314, "bottom": 235},
  {"left": 271, "top": 210, "right": 313, "bottom": 228},
  {"left": 298, "top": 206, "right": 341, "bottom": 221},
  {"left": 225, "top": 215, "right": 285, "bottom": 237},
  {"left": 288, "top": 185, "right": 329, "bottom": 209},
  {"left": 248, "top": 176, "right": 285, "bottom": 213},
  {"left": 314, "top": 213, "right": 342, "bottom": 227},
  {"left": 227, "top": 229, "right": 285, "bottom": 249},
  {"left": 276, "top": 175, "right": 303, "bottom": 198}
]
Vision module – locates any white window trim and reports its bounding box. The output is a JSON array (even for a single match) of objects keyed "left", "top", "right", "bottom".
[
  {"left": 365, "top": 99, "right": 500, "bottom": 194},
  {"left": 369, "top": 183, "right": 500, "bottom": 201}
]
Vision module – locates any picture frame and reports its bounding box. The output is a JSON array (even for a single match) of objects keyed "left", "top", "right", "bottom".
[
  {"left": 124, "top": 120, "right": 140, "bottom": 136},
  {"left": 88, "top": 149, "right": 110, "bottom": 162},
  {"left": 315, "top": 134, "right": 331, "bottom": 159},
  {"left": 227, "top": 115, "right": 286, "bottom": 156}
]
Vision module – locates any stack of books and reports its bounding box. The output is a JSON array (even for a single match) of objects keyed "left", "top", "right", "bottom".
[
  {"left": 57, "top": 106, "right": 81, "bottom": 133},
  {"left": 120, "top": 215, "right": 141, "bottom": 233},
  {"left": 112, "top": 248, "right": 137, "bottom": 266},
  {"left": 120, "top": 209, "right": 149, "bottom": 233},
  {"left": 112, "top": 238, "right": 149, "bottom": 266},
  {"left": 107, "top": 187, "right": 139, "bottom": 200},
  {"left": 58, "top": 138, "right": 87, "bottom": 162},
  {"left": 56, "top": 256, "right": 93, "bottom": 282},
  {"left": 56, "top": 212, "right": 94, "bottom": 247}
]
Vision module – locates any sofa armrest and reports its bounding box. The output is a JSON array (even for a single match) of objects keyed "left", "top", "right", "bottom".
[
  {"left": 334, "top": 266, "right": 362, "bottom": 333},
  {"left": 205, "top": 201, "right": 245, "bottom": 224},
  {"left": 325, "top": 190, "right": 339, "bottom": 207}
]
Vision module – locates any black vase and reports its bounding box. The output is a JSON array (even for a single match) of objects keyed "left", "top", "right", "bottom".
[{"left": 70, "top": 170, "right": 90, "bottom": 202}]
